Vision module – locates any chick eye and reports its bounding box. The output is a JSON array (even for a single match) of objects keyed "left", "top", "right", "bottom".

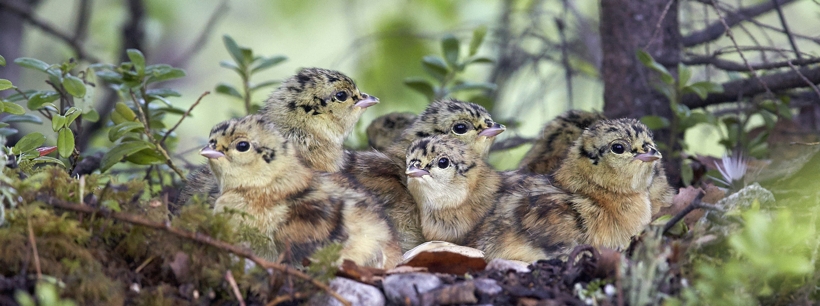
[
  {"left": 452, "top": 123, "right": 469, "bottom": 135},
  {"left": 334, "top": 91, "right": 348, "bottom": 101},
  {"left": 437, "top": 158, "right": 450, "bottom": 169},
  {"left": 611, "top": 143, "right": 625, "bottom": 154},
  {"left": 236, "top": 141, "right": 251, "bottom": 152}
]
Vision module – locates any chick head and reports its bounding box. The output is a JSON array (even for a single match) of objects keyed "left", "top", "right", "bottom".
[
  {"left": 201, "top": 114, "right": 296, "bottom": 190},
  {"left": 570, "top": 118, "right": 661, "bottom": 193},
  {"left": 263, "top": 67, "right": 378, "bottom": 140},
  {"left": 400, "top": 99, "right": 505, "bottom": 158},
  {"left": 405, "top": 135, "right": 480, "bottom": 209}
]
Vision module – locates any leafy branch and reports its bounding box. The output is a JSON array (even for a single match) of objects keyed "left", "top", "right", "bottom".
[{"left": 216, "top": 35, "right": 287, "bottom": 115}]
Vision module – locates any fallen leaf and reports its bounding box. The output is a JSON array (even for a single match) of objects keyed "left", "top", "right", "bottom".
[
  {"left": 400, "top": 243, "right": 487, "bottom": 275},
  {"left": 169, "top": 251, "right": 190, "bottom": 280},
  {"left": 336, "top": 259, "right": 386, "bottom": 285}
]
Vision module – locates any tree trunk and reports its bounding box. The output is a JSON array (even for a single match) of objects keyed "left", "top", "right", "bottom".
[{"left": 599, "top": 0, "right": 682, "bottom": 185}]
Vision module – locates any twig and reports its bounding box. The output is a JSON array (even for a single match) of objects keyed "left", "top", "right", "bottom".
[
  {"left": 266, "top": 292, "right": 306, "bottom": 306},
  {"left": 682, "top": 0, "right": 797, "bottom": 47},
  {"left": 72, "top": 0, "right": 92, "bottom": 43},
  {"left": 708, "top": 0, "right": 772, "bottom": 97},
  {"left": 226, "top": 270, "right": 246, "bottom": 306},
  {"left": 770, "top": 0, "right": 801, "bottom": 60},
  {"left": 784, "top": 59, "right": 820, "bottom": 100},
  {"left": 682, "top": 65, "right": 820, "bottom": 108},
  {"left": 170, "top": 0, "right": 229, "bottom": 68},
  {"left": 161, "top": 91, "right": 209, "bottom": 146},
  {"left": 0, "top": 0, "right": 100, "bottom": 63},
  {"left": 134, "top": 256, "right": 155, "bottom": 273},
  {"left": 26, "top": 214, "right": 42, "bottom": 280},
  {"left": 643, "top": 0, "right": 675, "bottom": 50},
  {"left": 38, "top": 196, "right": 351, "bottom": 306},
  {"left": 129, "top": 90, "right": 187, "bottom": 181},
  {"left": 680, "top": 54, "right": 820, "bottom": 71},
  {"left": 662, "top": 191, "right": 724, "bottom": 234},
  {"left": 490, "top": 135, "right": 534, "bottom": 152}
]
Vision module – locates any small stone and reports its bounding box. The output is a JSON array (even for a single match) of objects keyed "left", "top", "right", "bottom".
[
  {"left": 474, "top": 278, "right": 502, "bottom": 296},
  {"left": 383, "top": 273, "right": 442, "bottom": 306},
  {"left": 485, "top": 258, "right": 531, "bottom": 273},
  {"left": 308, "top": 277, "right": 385, "bottom": 306}
]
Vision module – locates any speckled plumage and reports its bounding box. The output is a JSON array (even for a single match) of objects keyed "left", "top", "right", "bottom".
[
  {"left": 366, "top": 112, "right": 417, "bottom": 151},
  {"left": 344, "top": 99, "right": 505, "bottom": 252},
  {"left": 203, "top": 115, "right": 401, "bottom": 268},
  {"left": 519, "top": 110, "right": 673, "bottom": 215},
  {"left": 177, "top": 68, "right": 377, "bottom": 207}
]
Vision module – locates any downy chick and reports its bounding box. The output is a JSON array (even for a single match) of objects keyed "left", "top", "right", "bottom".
[
  {"left": 177, "top": 68, "right": 378, "bottom": 206},
  {"left": 344, "top": 99, "right": 505, "bottom": 252},
  {"left": 201, "top": 115, "right": 401, "bottom": 268},
  {"left": 365, "top": 112, "right": 417, "bottom": 151},
  {"left": 518, "top": 110, "right": 673, "bottom": 215},
  {"left": 472, "top": 118, "right": 663, "bottom": 262}
]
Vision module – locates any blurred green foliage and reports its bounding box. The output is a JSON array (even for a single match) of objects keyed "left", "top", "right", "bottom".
[{"left": 215, "top": 35, "right": 287, "bottom": 115}]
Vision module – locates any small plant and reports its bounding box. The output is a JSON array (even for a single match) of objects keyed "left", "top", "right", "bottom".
[
  {"left": 404, "top": 26, "right": 496, "bottom": 104},
  {"left": 215, "top": 35, "right": 287, "bottom": 115},
  {"left": 15, "top": 280, "right": 77, "bottom": 306}
]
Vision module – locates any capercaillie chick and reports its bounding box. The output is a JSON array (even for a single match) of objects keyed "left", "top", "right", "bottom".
[
  {"left": 177, "top": 68, "right": 378, "bottom": 207},
  {"left": 201, "top": 115, "right": 401, "bottom": 268},
  {"left": 518, "top": 110, "right": 674, "bottom": 215},
  {"left": 344, "top": 99, "right": 506, "bottom": 252},
  {"left": 365, "top": 112, "right": 417, "bottom": 151},
  {"left": 471, "top": 118, "right": 664, "bottom": 262}
]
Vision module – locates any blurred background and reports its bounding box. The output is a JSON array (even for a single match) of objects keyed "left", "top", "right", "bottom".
[{"left": 2, "top": 0, "right": 819, "bottom": 173}]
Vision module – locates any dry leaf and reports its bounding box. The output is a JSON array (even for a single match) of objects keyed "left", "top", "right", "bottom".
[{"left": 400, "top": 242, "right": 486, "bottom": 275}]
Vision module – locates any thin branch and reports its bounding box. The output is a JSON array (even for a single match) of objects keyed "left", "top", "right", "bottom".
[
  {"left": 682, "top": 0, "right": 797, "bottom": 47},
  {"left": 662, "top": 191, "right": 724, "bottom": 234},
  {"left": 682, "top": 65, "right": 820, "bottom": 108},
  {"left": 770, "top": 0, "right": 801, "bottom": 60},
  {"left": 785, "top": 59, "right": 820, "bottom": 100},
  {"left": 128, "top": 90, "right": 187, "bottom": 181},
  {"left": 490, "top": 135, "right": 534, "bottom": 152},
  {"left": 38, "top": 196, "right": 351, "bottom": 306},
  {"left": 680, "top": 54, "right": 820, "bottom": 71},
  {"left": 226, "top": 270, "right": 246, "bottom": 306},
  {"left": 26, "top": 214, "right": 42, "bottom": 280},
  {"left": 0, "top": 0, "right": 100, "bottom": 63},
  {"left": 169, "top": 0, "right": 229, "bottom": 68},
  {"left": 72, "top": 0, "right": 92, "bottom": 43},
  {"left": 708, "top": 0, "right": 772, "bottom": 96},
  {"left": 161, "top": 91, "right": 209, "bottom": 146},
  {"left": 643, "top": 0, "right": 676, "bottom": 50}
]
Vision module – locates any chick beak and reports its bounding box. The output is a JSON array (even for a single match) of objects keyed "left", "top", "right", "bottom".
[
  {"left": 406, "top": 165, "right": 431, "bottom": 178},
  {"left": 478, "top": 122, "right": 506, "bottom": 138},
  {"left": 354, "top": 93, "right": 379, "bottom": 109},
  {"left": 634, "top": 149, "right": 661, "bottom": 162},
  {"left": 200, "top": 146, "right": 225, "bottom": 159}
]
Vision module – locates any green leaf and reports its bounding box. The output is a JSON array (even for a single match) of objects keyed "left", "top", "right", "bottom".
[
  {"left": 108, "top": 121, "right": 145, "bottom": 142},
  {"left": 404, "top": 78, "right": 436, "bottom": 101},
  {"left": 241, "top": 48, "right": 254, "bottom": 66},
  {"left": 2, "top": 114, "right": 43, "bottom": 124},
  {"left": 57, "top": 128, "right": 75, "bottom": 158},
  {"left": 127, "top": 49, "right": 146, "bottom": 75},
  {"left": 250, "top": 80, "right": 281, "bottom": 92},
  {"left": 450, "top": 81, "right": 497, "bottom": 92},
  {"left": 26, "top": 91, "right": 59, "bottom": 110},
  {"left": 465, "top": 56, "right": 494, "bottom": 65},
  {"left": 219, "top": 60, "right": 242, "bottom": 74},
  {"left": 216, "top": 83, "right": 243, "bottom": 99},
  {"left": 83, "top": 108, "right": 99, "bottom": 122},
  {"left": 421, "top": 55, "right": 449, "bottom": 82},
  {"left": 679, "top": 112, "right": 712, "bottom": 130},
  {"left": 32, "top": 156, "right": 66, "bottom": 168},
  {"left": 223, "top": 35, "right": 245, "bottom": 68},
  {"left": 251, "top": 55, "right": 287, "bottom": 73},
  {"left": 2, "top": 101, "right": 25, "bottom": 115},
  {"left": 673, "top": 103, "right": 691, "bottom": 119},
  {"left": 60, "top": 75, "right": 86, "bottom": 98},
  {"left": 0, "top": 79, "right": 14, "bottom": 91},
  {"left": 65, "top": 107, "right": 81, "bottom": 125},
  {"left": 0, "top": 55, "right": 5, "bottom": 66},
  {"left": 640, "top": 115, "right": 670, "bottom": 130},
  {"left": 441, "top": 34, "right": 460, "bottom": 68},
  {"left": 147, "top": 65, "right": 186, "bottom": 82},
  {"left": 14, "top": 57, "right": 50, "bottom": 72},
  {"left": 146, "top": 88, "right": 181, "bottom": 97},
  {"left": 52, "top": 115, "right": 67, "bottom": 132},
  {"left": 15, "top": 291, "right": 36, "bottom": 306},
  {"left": 100, "top": 140, "right": 153, "bottom": 172},
  {"left": 685, "top": 81, "right": 724, "bottom": 100},
  {"left": 678, "top": 63, "right": 691, "bottom": 89},
  {"left": 114, "top": 102, "right": 138, "bottom": 123},
  {"left": 94, "top": 70, "right": 123, "bottom": 84},
  {"left": 468, "top": 25, "right": 487, "bottom": 56},
  {"left": 636, "top": 50, "right": 674, "bottom": 84},
  {"left": 124, "top": 148, "right": 166, "bottom": 165},
  {"left": 13, "top": 132, "right": 46, "bottom": 154},
  {"left": 0, "top": 128, "right": 18, "bottom": 136},
  {"left": 101, "top": 200, "right": 122, "bottom": 212}
]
